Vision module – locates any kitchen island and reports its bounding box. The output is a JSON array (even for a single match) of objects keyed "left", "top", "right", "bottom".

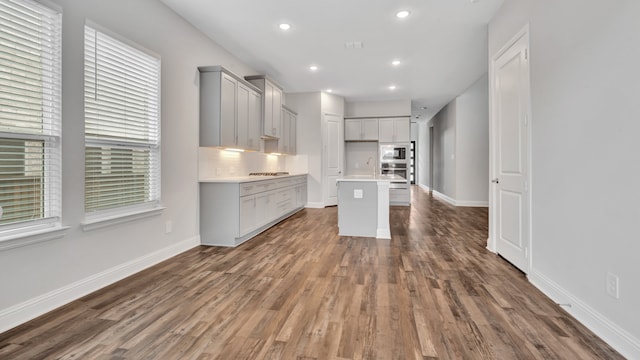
[{"left": 336, "top": 175, "right": 405, "bottom": 239}]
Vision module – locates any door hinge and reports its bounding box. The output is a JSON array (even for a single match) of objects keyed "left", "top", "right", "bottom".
[
  {"left": 524, "top": 181, "right": 529, "bottom": 192},
  {"left": 524, "top": 48, "right": 528, "bottom": 60},
  {"left": 523, "top": 114, "right": 528, "bottom": 127}
]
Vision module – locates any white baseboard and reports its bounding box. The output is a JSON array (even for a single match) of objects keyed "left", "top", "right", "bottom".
[
  {"left": 305, "top": 202, "right": 325, "bottom": 209},
  {"left": 432, "top": 190, "right": 457, "bottom": 206},
  {"left": 429, "top": 190, "right": 488, "bottom": 208},
  {"left": 529, "top": 270, "right": 640, "bottom": 360},
  {"left": 456, "top": 200, "right": 489, "bottom": 207},
  {"left": 418, "top": 184, "right": 431, "bottom": 192},
  {"left": 0, "top": 236, "right": 200, "bottom": 334}
]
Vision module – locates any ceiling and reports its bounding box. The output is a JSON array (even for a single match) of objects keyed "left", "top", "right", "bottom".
[{"left": 160, "top": 0, "right": 504, "bottom": 121}]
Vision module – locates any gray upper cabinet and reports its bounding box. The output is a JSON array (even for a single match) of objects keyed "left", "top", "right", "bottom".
[
  {"left": 198, "top": 66, "right": 262, "bottom": 150},
  {"left": 378, "top": 117, "right": 410, "bottom": 143},
  {"left": 345, "top": 118, "right": 379, "bottom": 141},
  {"left": 245, "top": 75, "right": 283, "bottom": 139},
  {"left": 281, "top": 106, "right": 297, "bottom": 154}
]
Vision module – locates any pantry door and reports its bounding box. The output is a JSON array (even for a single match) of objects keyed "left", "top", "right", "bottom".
[
  {"left": 323, "top": 113, "right": 343, "bottom": 206},
  {"left": 491, "top": 27, "right": 531, "bottom": 273}
]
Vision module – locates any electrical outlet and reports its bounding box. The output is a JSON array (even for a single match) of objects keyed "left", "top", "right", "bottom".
[
  {"left": 354, "top": 189, "right": 363, "bottom": 199},
  {"left": 165, "top": 220, "right": 172, "bottom": 234},
  {"left": 606, "top": 272, "right": 619, "bottom": 299}
]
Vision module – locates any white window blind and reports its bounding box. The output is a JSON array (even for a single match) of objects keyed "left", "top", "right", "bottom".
[
  {"left": 84, "top": 25, "right": 160, "bottom": 213},
  {"left": 0, "top": 0, "right": 62, "bottom": 229}
]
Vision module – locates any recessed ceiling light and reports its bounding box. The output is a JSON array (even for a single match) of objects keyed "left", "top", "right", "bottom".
[
  {"left": 396, "top": 10, "right": 410, "bottom": 19},
  {"left": 309, "top": 65, "right": 318, "bottom": 71},
  {"left": 389, "top": 85, "right": 397, "bottom": 90},
  {"left": 326, "top": 89, "right": 333, "bottom": 93},
  {"left": 279, "top": 23, "right": 291, "bottom": 30},
  {"left": 392, "top": 60, "right": 401, "bottom": 66}
]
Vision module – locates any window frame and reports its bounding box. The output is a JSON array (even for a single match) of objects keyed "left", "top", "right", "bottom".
[
  {"left": 0, "top": 0, "right": 65, "bottom": 243},
  {"left": 81, "top": 22, "right": 162, "bottom": 228}
]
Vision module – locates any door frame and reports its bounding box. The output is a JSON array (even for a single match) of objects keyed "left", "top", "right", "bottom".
[
  {"left": 322, "top": 112, "right": 344, "bottom": 206},
  {"left": 487, "top": 24, "right": 533, "bottom": 273}
]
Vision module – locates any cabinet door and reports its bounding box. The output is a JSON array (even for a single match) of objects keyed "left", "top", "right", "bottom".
[
  {"left": 255, "top": 191, "right": 274, "bottom": 227},
  {"left": 264, "top": 82, "right": 274, "bottom": 137},
  {"left": 289, "top": 113, "right": 296, "bottom": 154},
  {"left": 280, "top": 109, "right": 290, "bottom": 153},
  {"left": 394, "top": 117, "right": 411, "bottom": 142},
  {"left": 344, "top": 119, "right": 362, "bottom": 141},
  {"left": 236, "top": 82, "right": 250, "bottom": 149},
  {"left": 271, "top": 84, "right": 282, "bottom": 138},
  {"left": 220, "top": 73, "right": 237, "bottom": 147},
  {"left": 361, "top": 118, "right": 379, "bottom": 140},
  {"left": 247, "top": 89, "right": 261, "bottom": 151},
  {"left": 378, "top": 119, "right": 395, "bottom": 142},
  {"left": 239, "top": 195, "right": 256, "bottom": 236}
]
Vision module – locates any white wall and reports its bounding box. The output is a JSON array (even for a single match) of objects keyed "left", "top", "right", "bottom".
[
  {"left": 345, "top": 142, "right": 378, "bottom": 176},
  {"left": 489, "top": 1, "right": 640, "bottom": 357},
  {"left": 285, "top": 93, "right": 323, "bottom": 207},
  {"left": 455, "top": 74, "right": 489, "bottom": 205},
  {"left": 0, "top": 0, "right": 258, "bottom": 332},
  {"left": 345, "top": 99, "right": 411, "bottom": 118},
  {"left": 198, "top": 149, "right": 286, "bottom": 178}
]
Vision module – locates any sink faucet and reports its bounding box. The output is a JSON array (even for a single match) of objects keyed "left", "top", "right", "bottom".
[{"left": 366, "top": 157, "right": 376, "bottom": 176}]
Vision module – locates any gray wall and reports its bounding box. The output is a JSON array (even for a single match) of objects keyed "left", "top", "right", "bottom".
[
  {"left": 489, "top": 0, "right": 640, "bottom": 356},
  {"left": 426, "top": 74, "right": 489, "bottom": 205},
  {"left": 0, "top": 0, "right": 256, "bottom": 330},
  {"left": 455, "top": 74, "right": 489, "bottom": 204},
  {"left": 430, "top": 100, "right": 457, "bottom": 199}
]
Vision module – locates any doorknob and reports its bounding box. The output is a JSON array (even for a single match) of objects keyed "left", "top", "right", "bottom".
[{"left": 491, "top": 178, "right": 499, "bottom": 184}]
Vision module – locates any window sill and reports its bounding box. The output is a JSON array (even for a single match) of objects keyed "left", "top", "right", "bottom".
[
  {"left": 0, "top": 225, "right": 71, "bottom": 252},
  {"left": 81, "top": 206, "right": 165, "bottom": 232}
]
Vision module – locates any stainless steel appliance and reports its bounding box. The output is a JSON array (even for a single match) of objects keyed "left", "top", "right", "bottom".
[
  {"left": 379, "top": 143, "right": 411, "bottom": 205},
  {"left": 380, "top": 144, "right": 408, "bottom": 162}
]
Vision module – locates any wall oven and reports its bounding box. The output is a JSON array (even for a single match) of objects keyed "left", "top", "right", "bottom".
[
  {"left": 379, "top": 144, "right": 408, "bottom": 162},
  {"left": 380, "top": 162, "right": 408, "bottom": 188}
]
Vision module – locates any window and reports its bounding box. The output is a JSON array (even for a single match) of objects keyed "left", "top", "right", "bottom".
[
  {"left": 0, "top": 0, "right": 62, "bottom": 232},
  {"left": 84, "top": 25, "right": 160, "bottom": 216}
]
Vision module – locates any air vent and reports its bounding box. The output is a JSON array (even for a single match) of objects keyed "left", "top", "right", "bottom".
[{"left": 344, "top": 41, "right": 364, "bottom": 49}]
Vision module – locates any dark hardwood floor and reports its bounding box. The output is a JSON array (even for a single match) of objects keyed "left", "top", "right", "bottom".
[{"left": 0, "top": 187, "right": 623, "bottom": 359}]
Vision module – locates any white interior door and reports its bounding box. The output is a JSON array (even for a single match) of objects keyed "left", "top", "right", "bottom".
[
  {"left": 492, "top": 29, "right": 531, "bottom": 273},
  {"left": 323, "top": 113, "right": 343, "bottom": 206}
]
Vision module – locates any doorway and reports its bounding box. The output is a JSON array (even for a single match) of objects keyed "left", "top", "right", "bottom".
[
  {"left": 489, "top": 25, "right": 531, "bottom": 274},
  {"left": 322, "top": 113, "right": 343, "bottom": 206}
]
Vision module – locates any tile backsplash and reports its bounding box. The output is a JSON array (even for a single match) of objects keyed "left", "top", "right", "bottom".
[{"left": 199, "top": 147, "right": 309, "bottom": 179}]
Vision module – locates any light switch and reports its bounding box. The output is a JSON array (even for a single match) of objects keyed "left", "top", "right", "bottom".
[{"left": 354, "top": 189, "right": 363, "bottom": 199}]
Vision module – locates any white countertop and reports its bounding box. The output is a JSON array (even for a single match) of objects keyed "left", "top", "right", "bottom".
[
  {"left": 199, "top": 173, "right": 307, "bottom": 183},
  {"left": 337, "top": 174, "right": 406, "bottom": 182}
]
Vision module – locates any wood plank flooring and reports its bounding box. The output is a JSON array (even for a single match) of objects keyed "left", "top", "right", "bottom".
[{"left": 0, "top": 187, "right": 624, "bottom": 359}]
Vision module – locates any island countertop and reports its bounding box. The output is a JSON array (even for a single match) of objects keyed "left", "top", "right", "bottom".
[{"left": 337, "top": 174, "right": 405, "bottom": 182}]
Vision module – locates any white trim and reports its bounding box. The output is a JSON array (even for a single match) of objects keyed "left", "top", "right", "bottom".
[
  {"left": 305, "top": 202, "right": 325, "bottom": 209},
  {"left": 456, "top": 200, "right": 489, "bottom": 207},
  {"left": 81, "top": 206, "right": 165, "bottom": 231},
  {"left": 0, "top": 235, "right": 200, "bottom": 334},
  {"left": 488, "top": 23, "right": 533, "bottom": 270},
  {"left": 529, "top": 270, "right": 640, "bottom": 360},
  {"left": 418, "top": 184, "right": 431, "bottom": 192},
  {"left": 0, "top": 226, "right": 70, "bottom": 251},
  {"left": 432, "top": 190, "right": 457, "bottom": 206}
]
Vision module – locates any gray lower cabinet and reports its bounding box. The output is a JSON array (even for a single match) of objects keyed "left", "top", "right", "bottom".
[{"left": 200, "top": 175, "right": 307, "bottom": 247}]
